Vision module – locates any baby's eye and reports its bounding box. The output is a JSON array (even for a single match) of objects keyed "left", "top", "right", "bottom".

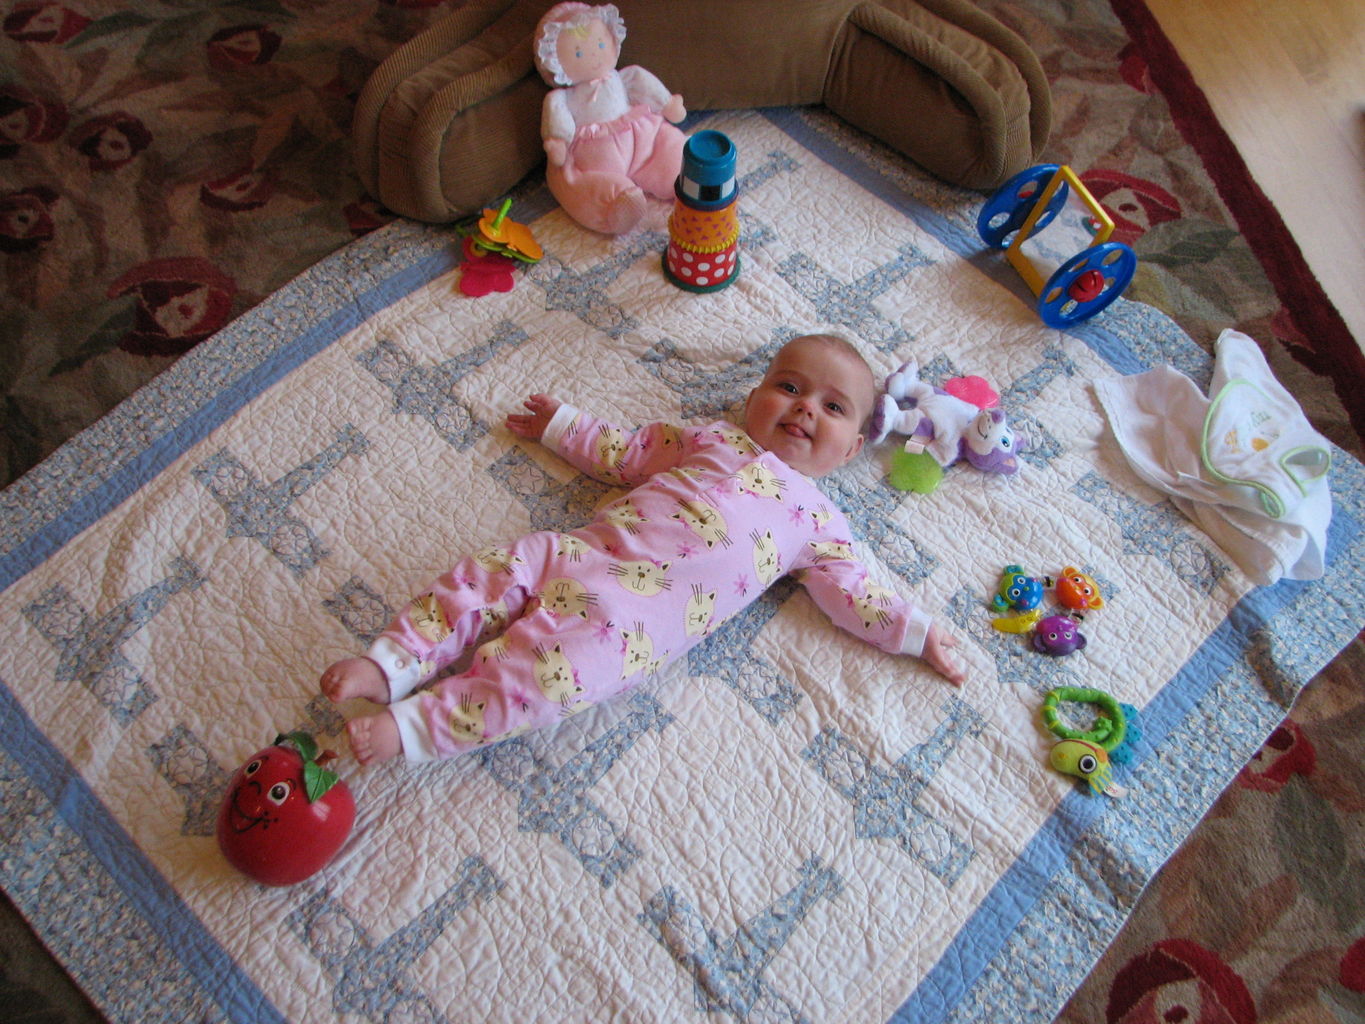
[
  {"left": 779, "top": 382, "right": 798, "bottom": 394},
  {"left": 826, "top": 401, "right": 845, "bottom": 415},
  {"left": 575, "top": 48, "right": 584, "bottom": 59}
]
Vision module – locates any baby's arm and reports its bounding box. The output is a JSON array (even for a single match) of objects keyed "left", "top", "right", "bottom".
[
  {"left": 797, "top": 553, "right": 966, "bottom": 687},
  {"left": 508, "top": 393, "right": 691, "bottom": 485}
]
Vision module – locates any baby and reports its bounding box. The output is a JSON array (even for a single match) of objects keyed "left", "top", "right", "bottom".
[{"left": 323, "top": 334, "right": 966, "bottom": 765}]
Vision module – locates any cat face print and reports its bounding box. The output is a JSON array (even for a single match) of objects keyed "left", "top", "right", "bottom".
[
  {"left": 477, "top": 635, "right": 511, "bottom": 662},
  {"left": 808, "top": 540, "right": 854, "bottom": 563},
  {"left": 474, "top": 547, "right": 524, "bottom": 574},
  {"left": 620, "top": 623, "right": 660, "bottom": 679},
  {"left": 608, "top": 559, "right": 672, "bottom": 596},
  {"left": 475, "top": 601, "right": 510, "bottom": 644},
  {"left": 737, "top": 462, "right": 786, "bottom": 500},
  {"left": 672, "top": 499, "right": 731, "bottom": 549},
  {"left": 556, "top": 534, "right": 589, "bottom": 561},
  {"left": 750, "top": 529, "right": 781, "bottom": 586},
  {"left": 448, "top": 693, "right": 487, "bottom": 745},
  {"left": 849, "top": 592, "right": 891, "bottom": 631},
  {"left": 685, "top": 584, "right": 717, "bottom": 637},
  {"left": 603, "top": 499, "right": 647, "bottom": 535},
  {"left": 409, "top": 593, "right": 452, "bottom": 644},
  {"left": 713, "top": 426, "right": 759, "bottom": 455},
  {"left": 595, "top": 425, "right": 627, "bottom": 474},
  {"left": 542, "top": 576, "right": 597, "bottom": 619},
  {"left": 534, "top": 642, "right": 585, "bottom": 706}
]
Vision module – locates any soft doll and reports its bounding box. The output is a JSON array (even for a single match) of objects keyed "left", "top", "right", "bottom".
[
  {"left": 533, "top": 2, "right": 687, "bottom": 234},
  {"left": 871, "top": 360, "right": 1023, "bottom": 492}
]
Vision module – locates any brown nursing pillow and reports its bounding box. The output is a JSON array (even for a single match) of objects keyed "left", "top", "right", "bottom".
[{"left": 353, "top": 0, "right": 1051, "bottom": 223}]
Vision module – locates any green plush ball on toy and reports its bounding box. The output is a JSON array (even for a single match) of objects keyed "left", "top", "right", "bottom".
[{"left": 888, "top": 449, "right": 943, "bottom": 493}]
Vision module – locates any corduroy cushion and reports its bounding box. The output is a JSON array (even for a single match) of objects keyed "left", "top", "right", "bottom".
[{"left": 353, "top": 0, "right": 1051, "bottom": 222}]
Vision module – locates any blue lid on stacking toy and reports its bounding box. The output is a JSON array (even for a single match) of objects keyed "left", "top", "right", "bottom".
[{"left": 677, "top": 130, "right": 737, "bottom": 209}]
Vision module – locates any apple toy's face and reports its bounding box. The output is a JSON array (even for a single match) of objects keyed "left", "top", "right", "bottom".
[{"left": 216, "top": 742, "right": 355, "bottom": 887}]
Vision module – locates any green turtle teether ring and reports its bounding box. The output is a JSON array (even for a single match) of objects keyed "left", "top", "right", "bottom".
[{"left": 1041, "top": 686, "right": 1139, "bottom": 798}]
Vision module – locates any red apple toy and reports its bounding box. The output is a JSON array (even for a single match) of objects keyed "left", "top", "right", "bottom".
[{"left": 216, "top": 731, "right": 355, "bottom": 886}]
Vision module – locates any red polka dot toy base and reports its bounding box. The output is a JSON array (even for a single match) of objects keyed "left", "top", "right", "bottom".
[{"left": 663, "top": 243, "right": 740, "bottom": 292}]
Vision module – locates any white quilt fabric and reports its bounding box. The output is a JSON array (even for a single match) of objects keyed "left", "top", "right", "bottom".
[{"left": 2, "top": 109, "right": 1362, "bottom": 1024}]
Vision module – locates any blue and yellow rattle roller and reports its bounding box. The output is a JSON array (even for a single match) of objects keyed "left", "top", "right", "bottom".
[{"left": 1041, "top": 686, "right": 1140, "bottom": 798}]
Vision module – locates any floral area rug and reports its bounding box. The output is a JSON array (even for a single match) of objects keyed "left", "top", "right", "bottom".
[
  {"left": 2, "top": 0, "right": 1362, "bottom": 1022},
  {"left": 1, "top": 0, "right": 460, "bottom": 488}
]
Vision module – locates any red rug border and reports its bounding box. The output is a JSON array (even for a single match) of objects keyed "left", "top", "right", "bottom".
[{"left": 1108, "top": 0, "right": 1365, "bottom": 441}]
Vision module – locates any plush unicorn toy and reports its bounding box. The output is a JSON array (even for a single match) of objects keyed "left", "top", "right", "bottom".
[{"left": 871, "top": 360, "right": 1023, "bottom": 491}]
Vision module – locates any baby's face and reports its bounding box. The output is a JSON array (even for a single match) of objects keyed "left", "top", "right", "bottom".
[{"left": 744, "top": 339, "right": 873, "bottom": 477}]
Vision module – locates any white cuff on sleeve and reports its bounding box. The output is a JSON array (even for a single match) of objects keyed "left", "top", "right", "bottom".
[
  {"left": 367, "top": 637, "right": 422, "bottom": 702},
  {"left": 389, "top": 697, "right": 440, "bottom": 764},
  {"left": 540, "top": 403, "right": 580, "bottom": 455},
  {"left": 900, "top": 608, "right": 932, "bottom": 659}
]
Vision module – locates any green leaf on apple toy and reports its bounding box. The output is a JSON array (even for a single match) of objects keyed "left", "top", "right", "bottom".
[
  {"left": 275, "top": 730, "right": 340, "bottom": 801},
  {"left": 302, "top": 759, "right": 340, "bottom": 803}
]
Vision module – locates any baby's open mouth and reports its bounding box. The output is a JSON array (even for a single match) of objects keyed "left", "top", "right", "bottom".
[{"left": 781, "top": 423, "right": 809, "bottom": 440}]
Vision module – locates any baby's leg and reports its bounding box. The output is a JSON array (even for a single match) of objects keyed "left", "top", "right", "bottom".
[
  {"left": 320, "top": 657, "right": 387, "bottom": 703},
  {"left": 323, "top": 539, "right": 550, "bottom": 706},
  {"left": 347, "top": 709, "right": 402, "bottom": 766},
  {"left": 386, "top": 543, "right": 557, "bottom": 676},
  {"left": 416, "top": 606, "right": 637, "bottom": 760}
]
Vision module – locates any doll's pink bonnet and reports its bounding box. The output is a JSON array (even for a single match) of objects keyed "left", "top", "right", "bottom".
[{"left": 533, "top": 2, "right": 626, "bottom": 87}]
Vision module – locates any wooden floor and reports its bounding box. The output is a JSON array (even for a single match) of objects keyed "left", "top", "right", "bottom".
[{"left": 1143, "top": 0, "right": 1365, "bottom": 351}]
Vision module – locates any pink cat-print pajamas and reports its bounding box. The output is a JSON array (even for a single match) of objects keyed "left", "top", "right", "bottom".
[{"left": 365, "top": 405, "right": 933, "bottom": 762}]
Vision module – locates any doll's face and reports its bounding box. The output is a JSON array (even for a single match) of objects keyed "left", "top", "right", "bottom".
[{"left": 556, "top": 18, "right": 618, "bottom": 84}]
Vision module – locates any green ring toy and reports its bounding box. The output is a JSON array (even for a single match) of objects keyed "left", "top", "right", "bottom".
[
  {"left": 1041, "top": 686, "right": 1139, "bottom": 798},
  {"left": 1040, "top": 685, "right": 1127, "bottom": 751}
]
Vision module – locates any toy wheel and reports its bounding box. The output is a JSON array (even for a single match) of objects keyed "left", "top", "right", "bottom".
[
  {"left": 977, "top": 164, "right": 1063, "bottom": 249},
  {"left": 1038, "top": 242, "right": 1137, "bottom": 327}
]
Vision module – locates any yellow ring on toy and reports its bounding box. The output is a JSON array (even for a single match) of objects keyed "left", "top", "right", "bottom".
[{"left": 670, "top": 233, "right": 740, "bottom": 255}]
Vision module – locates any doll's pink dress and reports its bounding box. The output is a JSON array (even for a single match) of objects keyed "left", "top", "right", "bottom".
[{"left": 542, "top": 66, "right": 685, "bottom": 233}]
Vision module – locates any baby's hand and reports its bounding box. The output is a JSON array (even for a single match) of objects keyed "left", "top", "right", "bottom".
[
  {"left": 922, "top": 622, "right": 966, "bottom": 687},
  {"left": 506, "top": 393, "right": 561, "bottom": 440}
]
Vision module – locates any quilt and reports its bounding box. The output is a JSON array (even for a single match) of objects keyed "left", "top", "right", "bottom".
[{"left": 2, "top": 108, "right": 1362, "bottom": 1024}]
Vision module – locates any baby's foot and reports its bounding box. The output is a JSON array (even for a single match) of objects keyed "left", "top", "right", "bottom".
[
  {"left": 347, "top": 710, "right": 402, "bottom": 766},
  {"left": 320, "top": 657, "right": 389, "bottom": 704}
]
